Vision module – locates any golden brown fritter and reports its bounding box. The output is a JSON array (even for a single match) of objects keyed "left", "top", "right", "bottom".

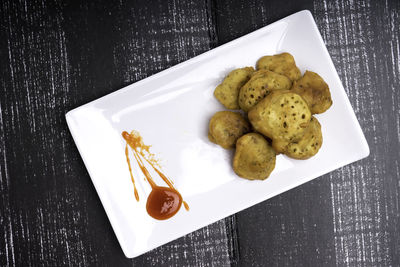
[
  {"left": 284, "top": 116, "right": 323, "bottom": 159},
  {"left": 238, "top": 70, "right": 292, "bottom": 112},
  {"left": 214, "top": 67, "right": 254, "bottom": 109},
  {"left": 233, "top": 133, "right": 276, "bottom": 180},
  {"left": 256, "top": 53, "right": 301, "bottom": 81},
  {"left": 291, "top": 71, "right": 332, "bottom": 114},
  {"left": 248, "top": 90, "right": 312, "bottom": 153},
  {"left": 209, "top": 52, "right": 331, "bottom": 180},
  {"left": 208, "top": 111, "right": 250, "bottom": 149}
]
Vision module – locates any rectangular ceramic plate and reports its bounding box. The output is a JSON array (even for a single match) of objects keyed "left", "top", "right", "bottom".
[{"left": 66, "top": 10, "right": 369, "bottom": 258}]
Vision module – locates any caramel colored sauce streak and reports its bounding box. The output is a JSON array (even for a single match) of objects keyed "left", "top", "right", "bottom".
[
  {"left": 183, "top": 201, "right": 189, "bottom": 211},
  {"left": 122, "top": 130, "right": 189, "bottom": 215},
  {"left": 143, "top": 158, "right": 175, "bottom": 189},
  {"left": 125, "top": 145, "right": 139, "bottom": 201},
  {"left": 131, "top": 147, "right": 156, "bottom": 188}
]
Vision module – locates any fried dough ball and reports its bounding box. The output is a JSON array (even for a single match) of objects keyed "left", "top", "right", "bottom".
[
  {"left": 248, "top": 90, "right": 312, "bottom": 151},
  {"left": 233, "top": 133, "right": 276, "bottom": 180},
  {"left": 284, "top": 116, "right": 323, "bottom": 159},
  {"left": 214, "top": 67, "right": 255, "bottom": 109},
  {"left": 291, "top": 71, "right": 332, "bottom": 114},
  {"left": 271, "top": 138, "right": 291, "bottom": 154},
  {"left": 256, "top": 53, "right": 301, "bottom": 81},
  {"left": 208, "top": 111, "right": 250, "bottom": 149},
  {"left": 238, "top": 70, "right": 292, "bottom": 112}
]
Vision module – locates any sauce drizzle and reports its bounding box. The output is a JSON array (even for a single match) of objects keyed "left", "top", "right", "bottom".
[
  {"left": 125, "top": 145, "right": 139, "bottom": 201},
  {"left": 183, "top": 201, "right": 190, "bottom": 211},
  {"left": 122, "top": 130, "right": 189, "bottom": 220}
]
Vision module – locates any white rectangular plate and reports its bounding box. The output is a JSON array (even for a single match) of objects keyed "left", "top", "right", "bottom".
[{"left": 66, "top": 10, "right": 369, "bottom": 258}]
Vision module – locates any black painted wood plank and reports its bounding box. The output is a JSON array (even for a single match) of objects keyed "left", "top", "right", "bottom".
[
  {"left": 213, "top": 0, "right": 315, "bottom": 45},
  {"left": 313, "top": 0, "right": 400, "bottom": 266}
]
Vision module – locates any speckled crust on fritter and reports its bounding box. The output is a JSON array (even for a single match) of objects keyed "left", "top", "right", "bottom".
[
  {"left": 256, "top": 52, "right": 301, "bottom": 81},
  {"left": 233, "top": 133, "right": 276, "bottom": 180},
  {"left": 214, "top": 67, "right": 254, "bottom": 109},
  {"left": 248, "top": 90, "right": 312, "bottom": 153},
  {"left": 291, "top": 70, "right": 332, "bottom": 114},
  {"left": 208, "top": 111, "right": 250, "bottom": 149},
  {"left": 284, "top": 116, "right": 323, "bottom": 159},
  {"left": 238, "top": 70, "right": 292, "bottom": 112}
]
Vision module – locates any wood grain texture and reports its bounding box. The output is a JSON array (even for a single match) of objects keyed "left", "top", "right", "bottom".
[
  {"left": 313, "top": 0, "right": 400, "bottom": 266},
  {"left": 0, "top": 0, "right": 399, "bottom": 266}
]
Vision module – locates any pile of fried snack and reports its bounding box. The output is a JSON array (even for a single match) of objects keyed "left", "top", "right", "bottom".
[{"left": 208, "top": 53, "right": 332, "bottom": 180}]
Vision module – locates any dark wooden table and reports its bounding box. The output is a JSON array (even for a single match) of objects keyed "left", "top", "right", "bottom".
[{"left": 1, "top": 0, "right": 399, "bottom": 266}]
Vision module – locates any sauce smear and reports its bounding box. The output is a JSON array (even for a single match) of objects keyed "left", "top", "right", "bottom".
[{"left": 122, "top": 130, "right": 188, "bottom": 220}]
